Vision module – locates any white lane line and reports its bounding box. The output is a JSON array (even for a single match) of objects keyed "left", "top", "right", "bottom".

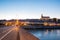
[
  {"left": 0, "top": 27, "right": 13, "bottom": 34},
  {"left": 2, "top": 28, "right": 11, "bottom": 33},
  {"left": 2, "top": 27, "right": 14, "bottom": 33},
  {"left": 0, "top": 28, "right": 14, "bottom": 40}
]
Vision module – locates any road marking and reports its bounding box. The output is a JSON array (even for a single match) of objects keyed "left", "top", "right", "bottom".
[
  {"left": 0, "top": 28, "right": 14, "bottom": 40},
  {"left": 0, "top": 27, "right": 13, "bottom": 34}
]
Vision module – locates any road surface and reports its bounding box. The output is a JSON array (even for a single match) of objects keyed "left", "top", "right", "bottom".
[
  {"left": 0, "top": 26, "right": 19, "bottom": 40},
  {"left": 0, "top": 26, "right": 39, "bottom": 40}
]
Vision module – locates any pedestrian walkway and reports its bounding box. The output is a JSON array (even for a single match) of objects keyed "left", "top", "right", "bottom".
[{"left": 19, "top": 28, "right": 39, "bottom": 40}]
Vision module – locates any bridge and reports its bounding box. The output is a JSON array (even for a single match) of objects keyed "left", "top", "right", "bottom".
[{"left": 0, "top": 19, "right": 39, "bottom": 40}]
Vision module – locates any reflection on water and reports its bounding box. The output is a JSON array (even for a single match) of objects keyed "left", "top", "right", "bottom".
[{"left": 28, "top": 29, "right": 60, "bottom": 40}]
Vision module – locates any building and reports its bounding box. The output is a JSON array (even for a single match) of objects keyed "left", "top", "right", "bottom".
[{"left": 40, "top": 14, "right": 50, "bottom": 20}]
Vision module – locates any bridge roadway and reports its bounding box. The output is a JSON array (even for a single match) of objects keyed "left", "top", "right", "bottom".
[{"left": 0, "top": 26, "right": 39, "bottom": 40}]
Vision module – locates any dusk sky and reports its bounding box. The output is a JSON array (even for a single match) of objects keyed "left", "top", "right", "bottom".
[{"left": 0, "top": 0, "right": 60, "bottom": 20}]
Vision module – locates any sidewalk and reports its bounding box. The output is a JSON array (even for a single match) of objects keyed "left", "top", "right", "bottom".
[{"left": 19, "top": 28, "right": 39, "bottom": 40}]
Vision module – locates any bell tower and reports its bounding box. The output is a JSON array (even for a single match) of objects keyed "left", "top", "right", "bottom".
[{"left": 41, "top": 14, "right": 43, "bottom": 18}]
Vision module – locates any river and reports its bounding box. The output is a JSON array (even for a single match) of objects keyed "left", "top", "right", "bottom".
[{"left": 28, "top": 29, "right": 60, "bottom": 40}]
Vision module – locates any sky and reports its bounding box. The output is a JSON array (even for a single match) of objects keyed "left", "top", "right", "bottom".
[{"left": 0, "top": 0, "right": 60, "bottom": 20}]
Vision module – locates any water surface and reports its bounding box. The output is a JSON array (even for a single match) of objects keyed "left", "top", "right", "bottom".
[{"left": 28, "top": 29, "right": 60, "bottom": 40}]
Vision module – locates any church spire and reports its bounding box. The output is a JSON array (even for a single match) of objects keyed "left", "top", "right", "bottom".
[{"left": 41, "top": 14, "right": 43, "bottom": 18}]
